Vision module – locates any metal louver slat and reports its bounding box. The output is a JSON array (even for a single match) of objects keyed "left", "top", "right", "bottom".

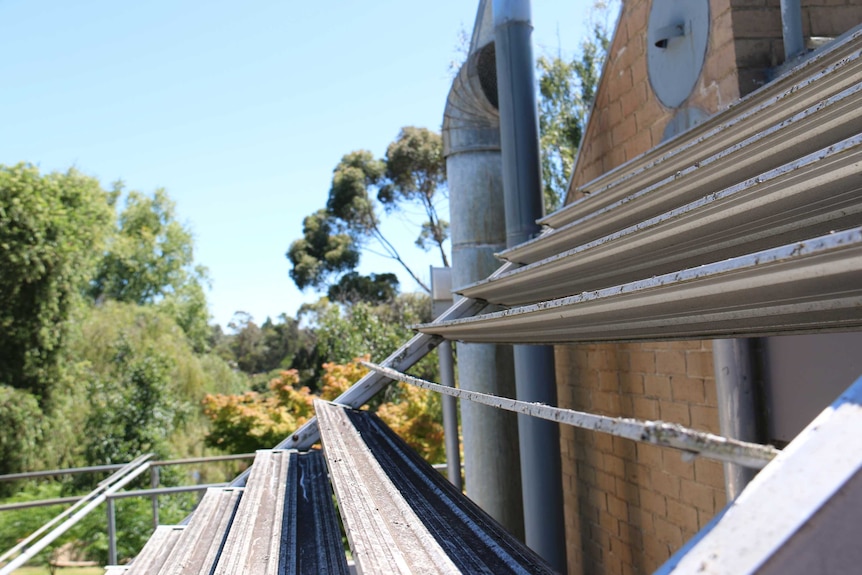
[
  {"left": 418, "top": 228, "right": 862, "bottom": 344},
  {"left": 538, "top": 27, "right": 862, "bottom": 232},
  {"left": 503, "top": 79, "right": 862, "bottom": 265},
  {"left": 460, "top": 134, "right": 862, "bottom": 306}
]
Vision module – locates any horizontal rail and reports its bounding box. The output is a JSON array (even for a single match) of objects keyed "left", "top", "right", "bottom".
[
  {"left": 362, "top": 362, "right": 780, "bottom": 469},
  {"left": 0, "top": 483, "right": 228, "bottom": 512},
  {"left": 0, "top": 453, "right": 255, "bottom": 484},
  {"left": 0, "top": 463, "right": 125, "bottom": 482}
]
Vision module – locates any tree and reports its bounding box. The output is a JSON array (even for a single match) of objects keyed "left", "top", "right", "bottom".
[
  {"left": 380, "top": 127, "right": 450, "bottom": 267},
  {"left": 537, "top": 2, "right": 614, "bottom": 212},
  {"left": 89, "top": 187, "right": 211, "bottom": 350},
  {"left": 327, "top": 271, "right": 399, "bottom": 306},
  {"left": 0, "top": 164, "right": 113, "bottom": 403},
  {"left": 287, "top": 127, "right": 450, "bottom": 296}
]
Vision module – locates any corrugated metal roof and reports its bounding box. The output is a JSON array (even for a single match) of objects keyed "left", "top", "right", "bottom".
[
  {"left": 539, "top": 27, "right": 862, "bottom": 232},
  {"left": 123, "top": 525, "right": 185, "bottom": 575},
  {"left": 504, "top": 77, "right": 862, "bottom": 265},
  {"left": 315, "top": 399, "right": 556, "bottom": 574},
  {"left": 460, "top": 134, "right": 862, "bottom": 306},
  {"left": 418, "top": 228, "right": 862, "bottom": 343},
  {"left": 160, "top": 488, "right": 242, "bottom": 575}
]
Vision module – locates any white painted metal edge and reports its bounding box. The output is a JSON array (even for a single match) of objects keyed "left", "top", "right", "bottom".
[{"left": 657, "top": 374, "right": 862, "bottom": 574}]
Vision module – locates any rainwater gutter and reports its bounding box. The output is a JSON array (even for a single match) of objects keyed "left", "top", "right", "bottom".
[{"left": 492, "top": 0, "right": 566, "bottom": 569}]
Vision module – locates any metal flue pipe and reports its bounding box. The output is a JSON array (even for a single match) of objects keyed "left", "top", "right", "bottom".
[
  {"left": 493, "top": 0, "right": 565, "bottom": 569},
  {"left": 781, "top": 0, "right": 805, "bottom": 61},
  {"left": 442, "top": 0, "right": 524, "bottom": 537}
]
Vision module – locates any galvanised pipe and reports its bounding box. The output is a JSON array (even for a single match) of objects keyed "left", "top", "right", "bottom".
[
  {"left": 442, "top": 0, "right": 524, "bottom": 537},
  {"left": 493, "top": 0, "right": 565, "bottom": 569},
  {"left": 781, "top": 0, "right": 805, "bottom": 61},
  {"left": 713, "top": 338, "right": 761, "bottom": 499}
]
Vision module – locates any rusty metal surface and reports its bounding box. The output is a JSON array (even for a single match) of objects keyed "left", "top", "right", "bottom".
[
  {"left": 461, "top": 133, "right": 862, "bottom": 306},
  {"left": 315, "top": 400, "right": 557, "bottom": 574},
  {"left": 158, "top": 488, "right": 242, "bottom": 575},
  {"left": 540, "top": 27, "right": 862, "bottom": 231},
  {"left": 124, "top": 525, "right": 185, "bottom": 575},
  {"left": 213, "top": 450, "right": 347, "bottom": 575},
  {"left": 418, "top": 228, "right": 862, "bottom": 344}
]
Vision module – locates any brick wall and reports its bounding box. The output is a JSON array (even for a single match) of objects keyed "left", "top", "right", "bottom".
[
  {"left": 731, "top": 0, "right": 862, "bottom": 95},
  {"left": 554, "top": 2, "right": 862, "bottom": 573},
  {"left": 556, "top": 342, "right": 726, "bottom": 574}
]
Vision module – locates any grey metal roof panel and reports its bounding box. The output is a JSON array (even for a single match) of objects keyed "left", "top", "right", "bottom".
[
  {"left": 124, "top": 525, "right": 186, "bottom": 575},
  {"left": 158, "top": 487, "right": 243, "bottom": 575},
  {"left": 213, "top": 450, "right": 347, "bottom": 575},
  {"left": 460, "top": 134, "right": 862, "bottom": 306},
  {"left": 315, "top": 399, "right": 556, "bottom": 575},
  {"left": 418, "top": 228, "right": 862, "bottom": 344},
  {"left": 538, "top": 27, "right": 862, "bottom": 232},
  {"left": 503, "top": 78, "right": 862, "bottom": 265}
]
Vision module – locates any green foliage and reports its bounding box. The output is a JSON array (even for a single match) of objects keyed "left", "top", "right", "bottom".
[
  {"left": 83, "top": 345, "right": 185, "bottom": 466},
  {"left": 380, "top": 127, "right": 450, "bottom": 266},
  {"left": 537, "top": 2, "right": 613, "bottom": 212},
  {"left": 288, "top": 126, "right": 450, "bottom": 296},
  {"left": 327, "top": 272, "right": 399, "bottom": 306},
  {"left": 0, "top": 164, "right": 113, "bottom": 402},
  {"left": 287, "top": 209, "right": 359, "bottom": 291},
  {"left": 0, "top": 386, "right": 44, "bottom": 489}
]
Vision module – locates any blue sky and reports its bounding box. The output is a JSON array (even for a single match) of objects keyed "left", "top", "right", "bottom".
[{"left": 0, "top": 1, "right": 610, "bottom": 328}]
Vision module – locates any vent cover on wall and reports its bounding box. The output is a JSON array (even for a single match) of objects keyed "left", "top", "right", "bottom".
[{"left": 647, "top": 0, "right": 710, "bottom": 108}]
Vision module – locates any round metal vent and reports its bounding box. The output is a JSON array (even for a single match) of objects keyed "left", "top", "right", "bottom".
[
  {"left": 647, "top": 0, "right": 710, "bottom": 108},
  {"left": 477, "top": 42, "right": 498, "bottom": 110}
]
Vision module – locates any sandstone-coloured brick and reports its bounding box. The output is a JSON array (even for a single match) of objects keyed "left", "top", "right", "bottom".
[
  {"left": 694, "top": 458, "right": 726, "bottom": 490},
  {"left": 643, "top": 375, "right": 671, "bottom": 401},
  {"left": 666, "top": 497, "right": 699, "bottom": 532},
  {"left": 593, "top": 390, "right": 623, "bottom": 414},
  {"left": 612, "top": 115, "right": 638, "bottom": 147},
  {"left": 604, "top": 453, "right": 626, "bottom": 478},
  {"left": 636, "top": 443, "right": 663, "bottom": 468},
  {"left": 659, "top": 400, "right": 691, "bottom": 425},
  {"left": 650, "top": 469, "right": 681, "bottom": 499},
  {"left": 690, "top": 404, "right": 720, "bottom": 434},
  {"left": 671, "top": 376, "right": 707, "bottom": 404},
  {"left": 653, "top": 515, "right": 684, "bottom": 548},
  {"left": 686, "top": 350, "right": 715, "bottom": 379},
  {"left": 633, "top": 396, "right": 659, "bottom": 420},
  {"left": 615, "top": 476, "right": 640, "bottom": 507},
  {"left": 656, "top": 350, "right": 686, "bottom": 375},
  {"left": 809, "top": 6, "right": 862, "bottom": 36},
  {"left": 639, "top": 488, "right": 667, "bottom": 516},
  {"left": 661, "top": 449, "right": 696, "bottom": 480},
  {"left": 607, "top": 493, "right": 630, "bottom": 521},
  {"left": 630, "top": 350, "right": 656, "bottom": 373},
  {"left": 598, "top": 369, "right": 621, "bottom": 392},
  {"left": 732, "top": 8, "right": 783, "bottom": 37},
  {"left": 613, "top": 436, "right": 638, "bottom": 460},
  {"left": 680, "top": 478, "right": 717, "bottom": 512}
]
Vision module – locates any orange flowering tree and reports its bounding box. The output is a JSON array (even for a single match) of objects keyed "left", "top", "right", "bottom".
[
  {"left": 203, "top": 356, "right": 445, "bottom": 463},
  {"left": 202, "top": 357, "right": 444, "bottom": 462}
]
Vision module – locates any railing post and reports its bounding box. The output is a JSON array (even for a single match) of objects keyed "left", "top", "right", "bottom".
[
  {"left": 106, "top": 497, "right": 117, "bottom": 565},
  {"left": 150, "top": 466, "right": 160, "bottom": 529}
]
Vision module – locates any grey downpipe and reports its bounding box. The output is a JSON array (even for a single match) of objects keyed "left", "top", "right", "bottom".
[
  {"left": 438, "top": 340, "right": 462, "bottom": 491},
  {"left": 713, "top": 339, "right": 760, "bottom": 500},
  {"left": 493, "top": 0, "right": 566, "bottom": 570},
  {"left": 442, "top": 0, "right": 524, "bottom": 538},
  {"left": 781, "top": 0, "right": 805, "bottom": 61}
]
